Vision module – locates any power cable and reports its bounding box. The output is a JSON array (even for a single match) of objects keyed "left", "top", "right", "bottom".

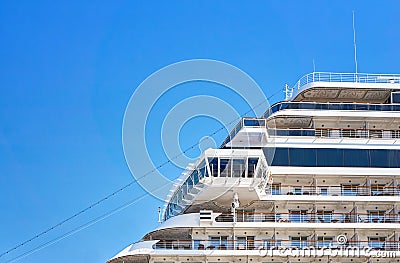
[
  {"left": 5, "top": 185, "right": 167, "bottom": 263},
  {"left": 0, "top": 88, "right": 282, "bottom": 260}
]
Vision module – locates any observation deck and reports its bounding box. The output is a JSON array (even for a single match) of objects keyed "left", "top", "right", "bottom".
[{"left": 288, "top": 72, "right": 400, "bottom": 103}]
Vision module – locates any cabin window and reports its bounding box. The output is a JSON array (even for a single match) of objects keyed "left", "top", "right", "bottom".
[
  {"left": 368, "top": 237, "right": 385, "bottom": 249},
  {"left": 317, "top": 236, "right": 334, "bottom": 248},
  {"left": 341, "top": 184, "right": 360, "bottom": 196},
  {"left": 219, "top": 159, "right": 230, "bottom": 177},
  {"left": 290, "top": 236, "right": 308, "bottom": 248},
  {"left": 289, "top": 210, "right": 308, "bottom": 223},
  {"left": 247, "top": 158, "right": 258, "bottom": 178},
  {"left": 317, "top": 210, "right": 333, "bottom": 223},
  {"left": 368, "top": 210, "right": 386, "bottom": 223},
  {"left": 208, "top": 158, "right": 218, "bottom": 177}
]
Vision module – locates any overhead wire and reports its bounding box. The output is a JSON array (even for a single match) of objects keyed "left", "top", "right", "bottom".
[
  {"left": 5, "top": 186, "right": 166, "bottom": 263},
  {"left": 0, "top": 88, "right": 282, "bottom": 261}
]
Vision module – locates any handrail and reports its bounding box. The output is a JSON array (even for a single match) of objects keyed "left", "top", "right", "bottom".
[
  {"left": 267, "top": 184, "right": 400, "bottom": 197},
  {"left": 267, "top": 184, "right": 399, "bottom": 189},
  {"left": 154, "top": 238, "right": 400, "bottom": 251},
  {"left": 221, "top": 126, "right": 400, "bottom": 148},
  {"left": 292, "top": 72, "right": 400, "bottom": 91},
  {"left": 263, "top": 101, "right": 400, "bottom": 119},
  {"left": 222, "top": 101, "right": 400, "bottom": 148},
  {"left": 269, "top": 128, "right": 400, "bottom": 139},
  {"left": 155, "top": 239, "right": 400, "bottom": 243},
  {"left": 216, "top": 211, "right": 398, "bottom": 216},
  {"left": 215, "top": 211, "right": 400, "bottom": 224},
  {"left": 220, "top": 117, "right": 266, "bottom": 147}
]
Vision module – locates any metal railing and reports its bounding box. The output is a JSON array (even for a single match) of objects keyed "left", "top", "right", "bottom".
[
  {"left": 221, "top": 117, "right": 266, "bottom": 147},
  {"left": 269, "top": 128, "right": 400, "bottom": 139},
  {"left": 268, "top": 185, "right": 400, "bottom": 197},
  {"left": 154, "top": 239, "right": 400, "bottom": 251},
  {"left": 292, "top": 72, "right": 400, "bottom": 91},
  {"left": 215, "top": 212, "right": 400, "bottom": 224},
  {"left": 221, "top": 101, "right": 400, "bottom": 147},
  {"left": 222, "top": 127, "right": 400, "bottom": 148},
  {"left": 263, "top": 101, "right": 400, "bottom": 119}
]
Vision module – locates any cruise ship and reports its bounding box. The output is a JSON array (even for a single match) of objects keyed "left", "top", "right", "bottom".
[{"left": 108, "top": 72, "right": 400, "bottom": 263}]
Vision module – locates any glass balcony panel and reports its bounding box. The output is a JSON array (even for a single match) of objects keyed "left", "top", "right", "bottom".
[
  {"left": 231, "top": 159, "right": 245, "bottom": 178},
  {"left": 219, "top": 159, "right": 230, "bottom": 177}
]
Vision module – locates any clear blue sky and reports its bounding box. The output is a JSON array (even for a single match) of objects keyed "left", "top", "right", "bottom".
[{"left": 1, "top": 1, "right": 400, "bottom": 262}]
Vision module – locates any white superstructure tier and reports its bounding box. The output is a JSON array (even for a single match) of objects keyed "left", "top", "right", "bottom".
[{"left": 108, "top": 72, "right": 400, "bottom": 263}]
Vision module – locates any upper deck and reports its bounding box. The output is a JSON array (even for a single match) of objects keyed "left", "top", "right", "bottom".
[
  {"left": 164, "top": 72, "right": 400, "bottom": 221},
  {"left": 288, "top": 72, "right": 400, "bottom": 103}
]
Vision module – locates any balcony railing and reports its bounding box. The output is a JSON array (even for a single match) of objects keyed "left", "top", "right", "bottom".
[
  {"left": 154, "top": 239, "right": 400, "bottom": 251},
  {"left": 292, "top": 72, "right": 400, "bottom": 91},
  {"left": 268, "top": 185, "right": 400, "bottom": 197},
  {"left": 263, "top": 101, "right": 400, "bottom": 119},
  {"left": 268, "top": 128, "right": 400, "bottom": 139},
  {"left": 221, "top": 117, "right": 266, "bottom": 148},
  {"left": 221, "top": 119, "right": 400, "bottom": 149},
  {"left": 215, "top": 212, "right": 400, "bottom": 224}
]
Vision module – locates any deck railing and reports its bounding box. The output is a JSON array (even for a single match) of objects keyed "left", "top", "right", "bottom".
[
  {"left": 269, "top": 128, "right": 400, "bottom": 139},
  {"left": 215, "top": 211, "right": 400, "bottom": 224},
  {"left": 263, "top": 101, "right": 400, "bottom": 119},
  {"left": 221, "top": 126, "right": 400, "bottom": 148},
  {"left": 221, "top": 101, "right": 400, "bottom": 147},
  {"left": 268, "top": 185, "right": 400, "bottom": 197},
  {"left": 221, "top": 117, "right": 266, "bottom": 147},
  {"left": 292, "top": 72, "right": 400, "bottom": 91},
  {"left": 154, "top": 239, "right": 400, "bottom": 251}
]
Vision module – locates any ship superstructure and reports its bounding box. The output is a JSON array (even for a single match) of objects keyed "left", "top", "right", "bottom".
[{"left": 108, "top": 72, "right": 400, "bottom": 263}]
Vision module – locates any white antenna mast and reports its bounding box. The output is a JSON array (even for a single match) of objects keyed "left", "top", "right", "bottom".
[
  {"left": 352, "top": 11, "right": 358, "bottom": 77},
  {"left": 157, "top": 207, "right": 162, "bottom": 224}
]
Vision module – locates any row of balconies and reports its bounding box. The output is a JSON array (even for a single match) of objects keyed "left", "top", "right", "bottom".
[
  {"left": 215, "top": 212, "right": 399, "bottom": 224},
  {"left": 268, "top": 128, "right": 400, "bottom": 139},
  {"left": 154, "top": 239, "right": 400, "bottom": 251},
  {"left": 267, "top": 184, "right": 400, "bottom": 197}
]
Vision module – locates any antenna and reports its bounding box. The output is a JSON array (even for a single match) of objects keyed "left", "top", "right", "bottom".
[
  {"left": 157, "top": 207, "right": 162, "bottom": 224},
  {"left": 352, "top": 11, "right": 358, "bottom": 77}
]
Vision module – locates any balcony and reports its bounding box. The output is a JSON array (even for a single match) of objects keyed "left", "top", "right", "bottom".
[
  {"left": 164, "top": 148, "right": 266, "bottom": 220},
  {"left": 215, "top": 212, "right": 400, "bottom": 224},
  {"left": 220, "top": 117, "right": 266, "bottom": 148},
  {"left": 220, "top": 117, "right": 400, "bottom": 149},
  {"left": 263, "top": 101, "right": 400, "bottom": 119},
  {"left": 154, "top": 239, "right": 400, "bottom": 252},
  {"left": 269, "top": 128, "right": 400, "bottom": 139},
  {"left": 267, "top": 185, "right": 400, "bottom": 197}
]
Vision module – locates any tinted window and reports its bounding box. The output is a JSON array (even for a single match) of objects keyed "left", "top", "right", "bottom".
[
  {"left": 263, "top": 147, "right": 400, "bottom": 168},
  {"left": 289, "top": 148, "right": 316, "bottom": 166},
  {"left": 265, "top": 147, "right": 288, "bottom": 166},
  {"left": 248, "top": 158, "right": 259, "bottom": 178},
  {"left": 317, "top": 148, "right": 343, "bottom": 167},
  {"left": 392, "top": 93, "right": 400, "bottom": 103},
  {"left": 344, "top": 149, "right": 369, "bottom": 167},
  {"left": 389, "top": 150, "right": 399, "bottom": 168},
  {"left": 370, "top": 149, "right": 388, "bottom": 168},
  {"left": 208, "top": 158, "right": 218, "bottom": 177}
]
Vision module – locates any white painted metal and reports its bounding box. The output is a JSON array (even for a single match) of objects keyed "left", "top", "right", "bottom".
[{"left": 108, "top": 72, "right": 400, "bottom": 263}]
